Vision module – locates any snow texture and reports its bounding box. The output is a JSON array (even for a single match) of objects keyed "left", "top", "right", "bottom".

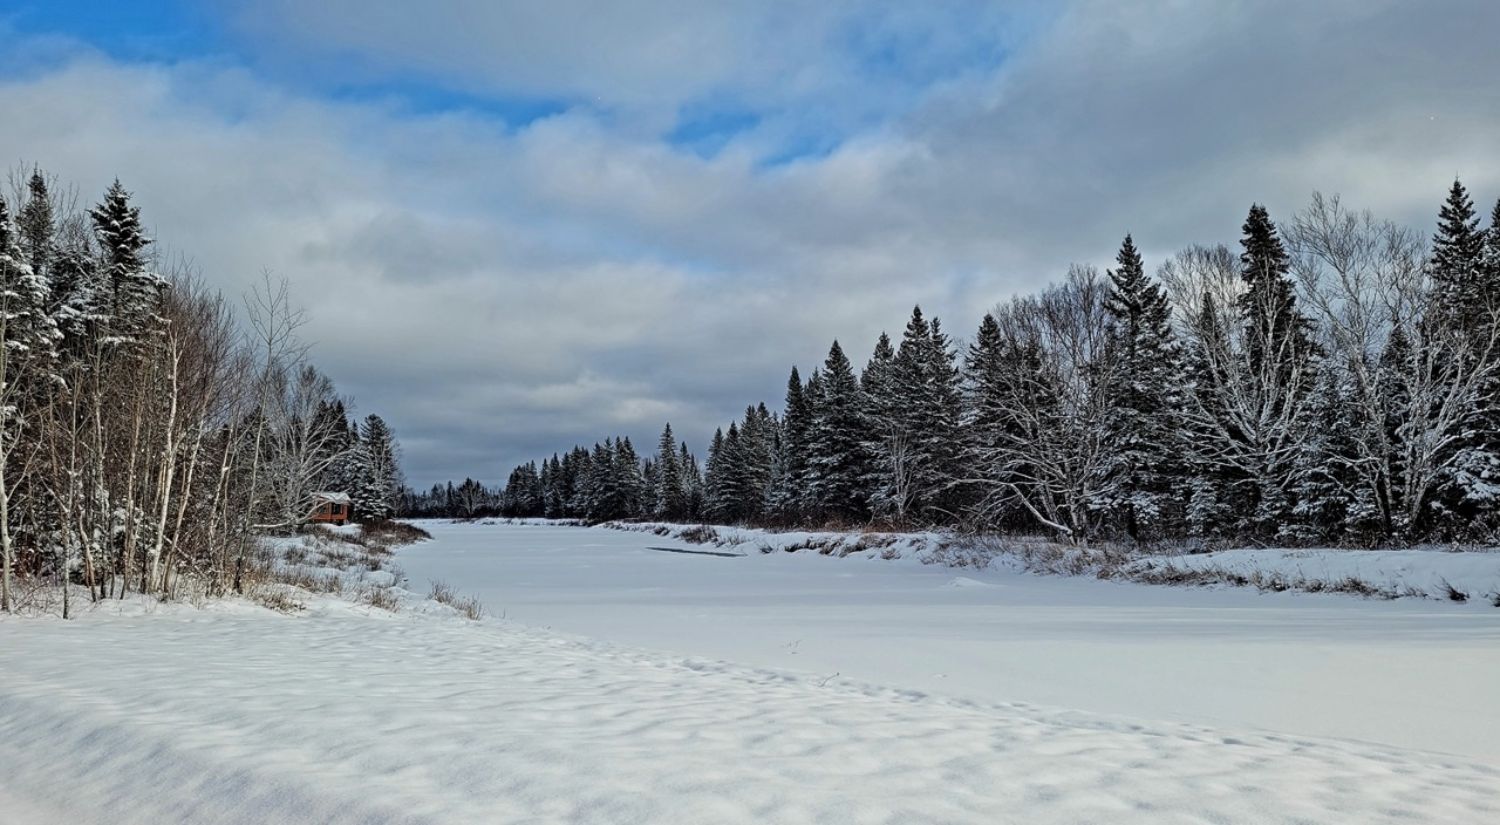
[{"left": 2, "top": 520, "right": 1499, "bottom": 824}]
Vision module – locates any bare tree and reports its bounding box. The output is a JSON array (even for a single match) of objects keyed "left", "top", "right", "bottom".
[{"left": 968, "top": 266, "right": 1119, "bottom": 543}]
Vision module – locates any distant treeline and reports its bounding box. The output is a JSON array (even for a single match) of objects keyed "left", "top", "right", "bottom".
[{"left": 412, "top": 183, "right": 1500, "bottom": 548}]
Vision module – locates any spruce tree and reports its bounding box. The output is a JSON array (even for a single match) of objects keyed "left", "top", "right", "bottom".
[
  {"left": 1428, "top": 180, "right": 1488, "bottom": 331},
  {"left": 655, "top": 423, "right": 686, "bottom": 519},
  {"left": 704, "top": 428, "right": 730, "bottom": 522},
  {"left": 0, "top": 195, "right": 60, "bottom": 389},
  {"left": 1428, "top": 184, "right": 1500, "bottom": 531},
  {"left": 352, "top": 414, "right": 401, "bottom": 521},
  {"left": 923, "top": 317, "right": 964, "bottom": 518},
  {"left": 679, "top": 441, "right": 704, "bottom": 519},
  {"left": 770, "top": 366, "right": 812, "bottom": 521},
  {"left": 1236, "top": 205, "right": 1320, "bottom": 539},
  {"left": 806, "top": 341, "right": 870, "bottom": 523},
  {"left": 737, "top": 404, "right": 776, "bottom": 520},
  {"left": 614, "top": 437, "right": 645, "bottom": 518},
  {"left": 17, "top": 170, "right": 54, "bottom": 284},
  {"left": 89, "top": 180, "right": 162, "bottom": 340},
  {"left": 1101, "top": 235, "right": 1183, "bottom": 541}
]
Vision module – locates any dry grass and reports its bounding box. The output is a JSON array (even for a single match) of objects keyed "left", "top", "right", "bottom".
[
  {"left": 677, "top": 524, "right": 719, "bottom": 544},
  {"left": 1440, "top": 579, "right": 1469, "bottom": 602},
  {"left": 427, "top": 579, "right": 485, "bottom": 620},
  {"left": 362, "top": 586, "right": 401, "bottom": 611},
  {"left": 252, "top": 588, "right": 307, "bottom": 614},
  {"left": 271, "top": 566, "right": 341, "bottom": 594},
  {"left": 1124, "top": 563, "right": 1410, "bottom": 600},
  {"left": 360, "top": 520, "right": 433, "bottom": 551}
]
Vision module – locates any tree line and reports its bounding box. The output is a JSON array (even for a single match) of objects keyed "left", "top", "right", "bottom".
[
  {"left": 0, "top": 168, "right": 404, "bottom": 614},
  {"left": 447, "top": 183, "right": 1500, "bottom": 548}
]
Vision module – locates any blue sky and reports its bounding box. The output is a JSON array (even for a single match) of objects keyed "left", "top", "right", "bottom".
[
  {"left": 2, "top": 1, "right": 1497, "bottom": 485},
  {"left": 3, "top": 1, "right": 1044, "bottom": 163}
]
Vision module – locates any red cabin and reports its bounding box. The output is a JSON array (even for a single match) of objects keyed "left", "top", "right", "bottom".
[{"left": 309, "top": 492, "right": 352, "bottom": 526}]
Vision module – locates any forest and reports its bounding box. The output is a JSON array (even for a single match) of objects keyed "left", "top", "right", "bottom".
[
  {"left": 412, "top": 183, "right": 1500, "bottom": 548},
  {"left": 0, "top": 169, "right": 404, "bottom": 615}
]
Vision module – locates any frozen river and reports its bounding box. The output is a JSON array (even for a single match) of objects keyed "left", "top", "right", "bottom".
[{"left": 400, "top": 520, "right": 1500, "bottom": 760}]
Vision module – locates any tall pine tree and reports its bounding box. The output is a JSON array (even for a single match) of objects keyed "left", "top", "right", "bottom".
[{"left": 1101, "top": 235, "right": 1183, "bottom": 541}]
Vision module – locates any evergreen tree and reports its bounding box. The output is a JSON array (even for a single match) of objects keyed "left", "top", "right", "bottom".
[
  {"left": 962, "top": 313, "right": 1008, "bottom": 502},
  {"left": 89, "top": 180, "right": 162, "bottom": 340},
  {"left": 1236, "top": 205, "right": 1320, "bottom": 539},
  {"left": 1428, "top": 180, "right": 1488, "bottom": 331},
  {"left": 614, "top": 437, "right": 645, "bottom": 518},
  {"left": 806, "top": 341, "right": 870, "bottom": 523},
  {"left": 1101, "top": 235, "right": 1183, "bottom": 541},
  {"left": 923, "top": 317, "right": 965, "bottom": 518},
  {"left": 654, "top": 423, "right": 686, "bottom": 519},
  {"left": 769, "top": 366, "right": 812, "bottom": 521},
  {"left": 1428, "top": 184, "right": 1500, "bottom": 531},
  {"left": 351, "top": 414, "right": 401, "bottom": 521},
  {"left": 679, "top": 442, "right": 704, "bottom": 520},
  {"left": 16, "top": 170, "right": 54, "bottom": 284},
  {"left": 704, "top": 428, "right": 730, "bottom": 521},
  {"left": 0, "top": 195, "right": 60, "bottom": 389},
  {"left": 737, "top": 404, "right": 776, "bottom": 520}
]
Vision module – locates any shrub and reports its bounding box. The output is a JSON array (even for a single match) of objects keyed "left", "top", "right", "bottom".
[
  {"left": 678, "top": 524, "right": 719, "bottom": 544},
  {"left": 428, "top": 578, "right": 485, "bottom": 620},
  {"left": 362, "top": 586, "right": 401, "bottom": 612}
]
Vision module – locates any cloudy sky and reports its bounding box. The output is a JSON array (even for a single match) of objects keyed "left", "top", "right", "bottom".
[{"left": 2, "top": 1, "right": 1496, "bottom": 486}]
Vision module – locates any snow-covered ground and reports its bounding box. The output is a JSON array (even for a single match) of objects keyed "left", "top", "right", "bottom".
[
  {"left": 1125, "top": 544, "right": 1500, "bottom": 601},
  {"left": 398, "top": 520, "right": 1500, "bottom": 760},
  {"left": 2, "top": 520, "right": 1499, "bottom": 823}
]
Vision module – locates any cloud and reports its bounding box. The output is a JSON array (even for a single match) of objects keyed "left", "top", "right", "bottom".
[{"left": 2, "top": 1, "right": 1499, "bottom": 485}]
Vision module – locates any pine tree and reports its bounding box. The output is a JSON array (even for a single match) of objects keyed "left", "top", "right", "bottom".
[
  {"left": 704, "top": 428, "right": 730, "bottom": 521},
  {"left": 865, "top": 308, "right": 963, "bottom": 524},
  {"left": 655, "top": 423, "right": 686, "bottom": 519},
  {"left": 1428, "top": 180, "right": 1488, "bottom": 331},
  {"left": 923, "top": 317, "right": 964, "bottom": 518},
  {"left": 614, "top": 437, "right": 645, "bottom": 518},
  {"left": 16, "top": 170, "right": 54, "bottom": 284},
  {"left": 351, "top": 414, "right": 401, "bottom": 521},
  {"left": 679, "top": 441, "right": 704, "bottom": 519},
  {"left": 737, "top": 403, "right": 776, "bottom": 520},
  {"left": 89, "top": 180, "right": 162, "bottom": 341},
  {"left": 1428, "top": 184, "right": 1500, "bottom": 531},
  {"left": 1101, "top": 235, "right": 1183, "bottom": 541},
  {"left": 1240, "top": 205, "right": 1316, "bottom": 380},
  {"left": 0, "top": 195, "right": 60, "bottom": 387},
  {"left": 861, "top": 331, "right": 905, "bottom": 519},
  {"left": 1235, "top": 205, "right": 1320, "bottom": 539},
  {"left": 769, "top": 366, "right": 812, "bottom": 521},
  {"left": 806, "top": 341, "right": 870, "bottom": 523}
]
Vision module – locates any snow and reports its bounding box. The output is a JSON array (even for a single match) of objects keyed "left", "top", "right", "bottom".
[
  {"left": 397, "top": 520, "right": 1500, "bottom": 760},
  {"left": 1126, "top": 545, "right": 1500, "bottom": 601},
  {"left": 1, "top": 520, "right": 1498, "bottom": 823}
]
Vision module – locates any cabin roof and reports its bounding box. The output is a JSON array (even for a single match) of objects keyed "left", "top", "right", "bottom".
[{"left": 311, "top": 492, "right": 352, "bottom": 505}]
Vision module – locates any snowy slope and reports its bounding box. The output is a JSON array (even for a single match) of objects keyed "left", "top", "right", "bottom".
[
  {"left": 1126, "top": 545, "right": 1500, "bottom": 601},
  {"left": 4, "top": 596, "right": 1499, "bottom": 825}
]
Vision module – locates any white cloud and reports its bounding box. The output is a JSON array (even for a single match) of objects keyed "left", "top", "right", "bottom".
[{"left": 3, "top": 0, "right": 1499, "bottom": 484}]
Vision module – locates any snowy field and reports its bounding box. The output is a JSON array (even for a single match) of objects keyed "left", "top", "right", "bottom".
[
  {"left": 2, "top": 520, "right": 1498, "bottom": 824},
  {"left": 400, "top": 521, "right": 1500, "bottom": 759}
]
